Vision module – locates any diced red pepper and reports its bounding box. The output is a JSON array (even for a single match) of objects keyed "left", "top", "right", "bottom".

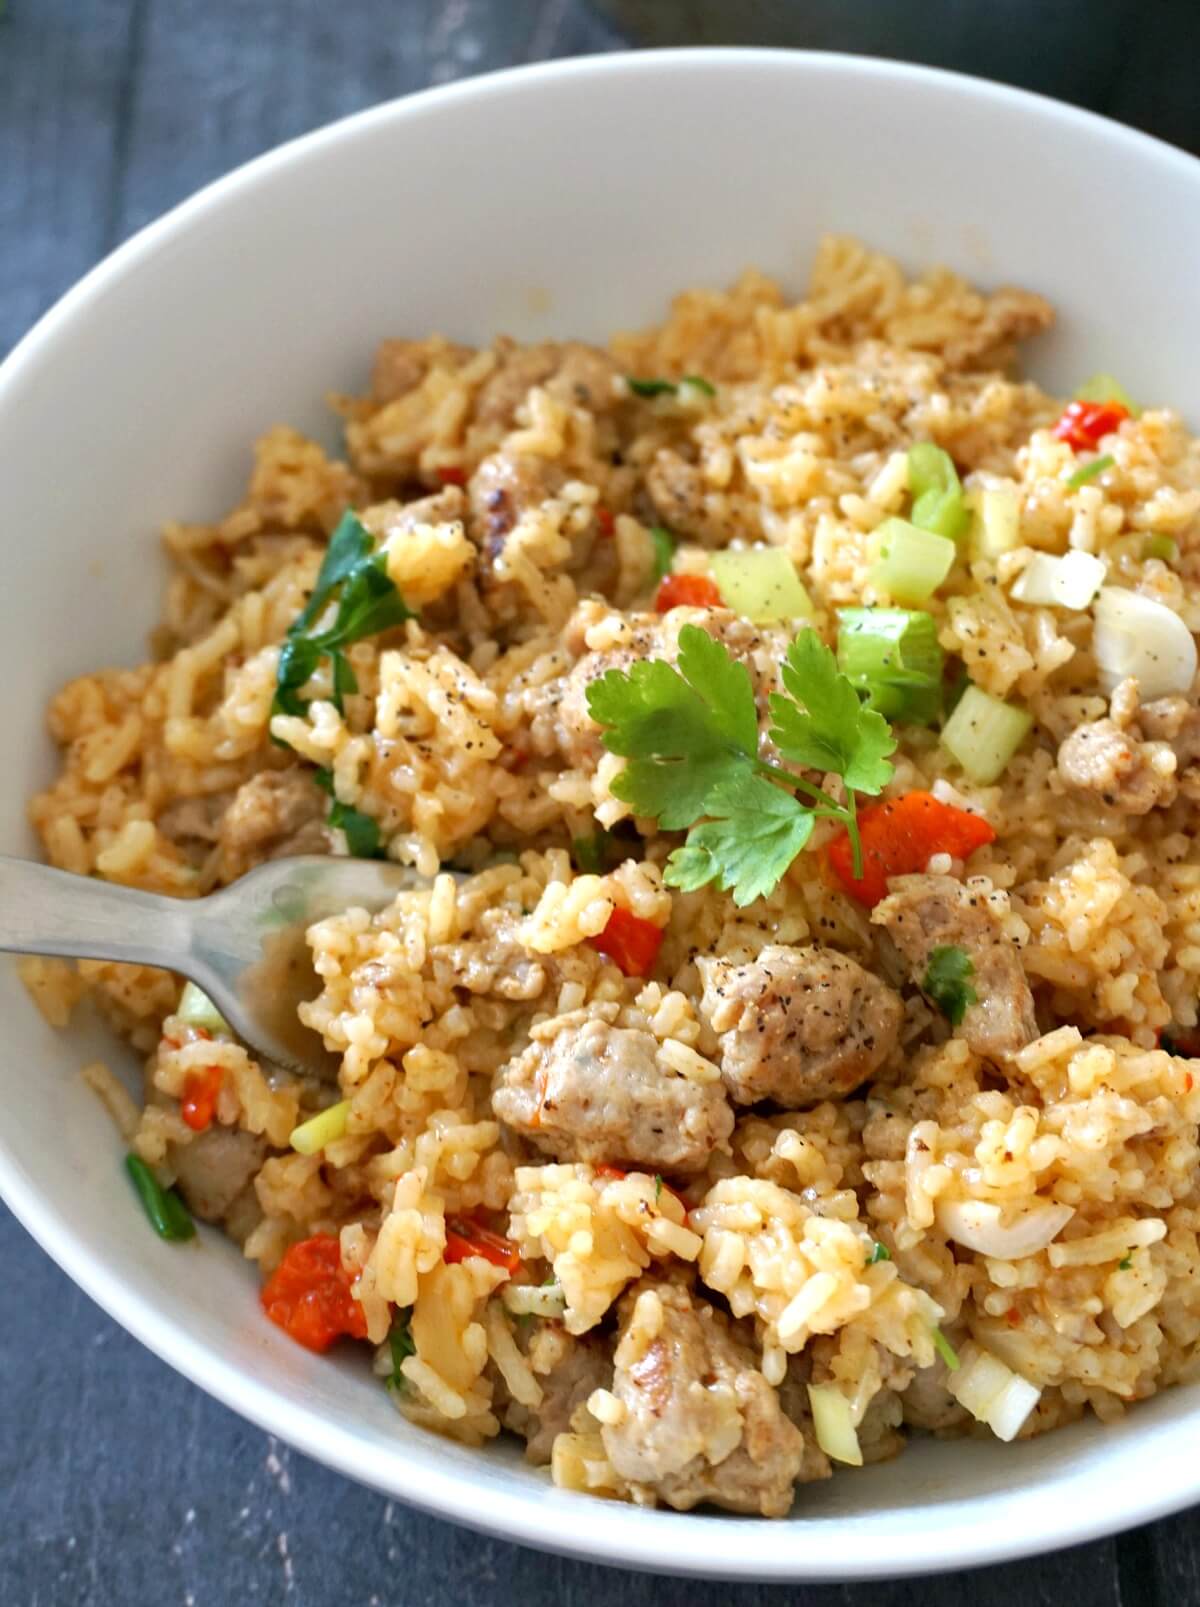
[
  {"left": 1052, "top": 400, "right": 1129, "bottom": 452},
  {"left": 260, "top": 1234, "right": 369, "bottom": 1352},
  {"left": 827, "top": 790, "right": 997, "bottom": 907},
  {"left": 437, "top": 465, "right": 467, "bottom": 487},
  {"left": 595, "top": 506, "right": 616, "bottom": 537},
  {"left": 655, "top": 573, "right": 723, "bottom": 612},
  {"left": 444, "top": 1214, "right": 521, "bottom": 1274},
  {"left": 180, "top": 1065, "right": 223, "bottom": 1132},
  {"left": 589, "top": 906, "right": 665, "bottom": 977}
]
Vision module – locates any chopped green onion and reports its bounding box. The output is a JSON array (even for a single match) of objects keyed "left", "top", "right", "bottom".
[
  {"left": 968, "top": 487, "right": 1021, "bottom": 560},
  {"left": 837, "top": 607, "right": 943, "bottom": 725},
  {"left": 1142, "top": 535, "right": 1179, "bottom": 564},
  {"left": 931, "top": 1325, "right": 961, "bottom": 1371},
  {"left": 1066, "top": 453, "right": 1114, "bottom": 490},
  {"left": 125, "top": 1154, "right": 196, "bottom": 1242},
  {"left": 807, "top": 1383, "right": 863, "bottom": 1466},
  {"left": 709, "top": 548, "right": 814, "bottom": 623},
  {"left": 649, "top": 526, "right": 676, "bottom": 583},
  {"left": 941, "top": 684, "right": 1032, "bottom": 784},
  {"left": 289, "top": 1099, "right": 351, "bottom": 1156},
  {"left": 1075, "top": 373, "right": 1139, "bottom": 415},
  {"left": 871, "top": 517, "right": 957, "bottom": 605},
  {"left": 868, "top": 1241, "right": 891, "bottom": 1265},
  {"left": 627, "top": 374, "right": 715, "bottom": 400},
  {"left": 176, "top": 981, "right": 230, "bottom": 1036},
  {"left": 907, "top": 444, "right": 970, "bottom": 542}
]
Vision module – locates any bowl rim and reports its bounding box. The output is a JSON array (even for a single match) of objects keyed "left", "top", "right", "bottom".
[{"left": 3, "top": 45, "right": 1200, "bottom": 1581}]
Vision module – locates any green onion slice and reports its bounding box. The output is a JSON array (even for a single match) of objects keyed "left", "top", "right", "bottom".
[
  {"left": 1142, "top": 535, "right": 1179, "bottom": 564},
  {"left": 125, "top": 1154, "right": 196, "bottom": 1242},
  {"left": 931, "top": 1325, "right": 961, "bottom": 1371},
  {"left": 837, "top": 607, "right": 943, "bottom": 726},
  {"left": 1066, "top": 453, "right": 1114, "bottom": 490},
  {"left": 176, "top": 981, "right": 230, "bottom": 1036},
  {"left": 941, "top": 684, "right": 1033, "bottom": 785},
  {"left": 908, "top": 444, "right": 970, "bottom": 542},
  {"left": 871, "top": 518, "right": 957, "bottom": 605},
  {"left": 290, "top": 1099, "right": 351, "bottom": 1156}
]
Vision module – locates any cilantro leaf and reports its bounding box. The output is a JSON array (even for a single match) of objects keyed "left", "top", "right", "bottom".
[
  {"left": 664, "top": 772, "right": 814, "bottom": 907},
  {"left": 650, "top": 526, "right": 677, "bottom": 583},
  {"left": 769, "top": 630, "right": 896, "bottom": 795},
  {"left": 313, "top": 767, "right": 385, "bottom": 859},
  {"left": 589, "top": 621, "right": 897, "bottom": 907},
  {"left": 272, "top": 511, "right": 415, "bottom": 727},
  {"left": 922, "top": 945, "right": 977, "bottom": 1026},
  {"left": 588, "top": 625, "right": 758, "bottom": 830}
]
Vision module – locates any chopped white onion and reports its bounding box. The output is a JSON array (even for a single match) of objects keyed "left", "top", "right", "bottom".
[
  {"left": 1011, "top": 550, "right": 1106, "bottom": 610},
  {"left": 806, "top": 1383, "right": 863, "bottom": 1466},
  {"left": 947, "top": 1343, "right": 1042, "bottom": 1442},
  {"left": 1093, "top": 586, "right": 1197, "bottom": 699},
  {"left": 501, "top": 1281, "right": 567, "bottom": 1319},
  {"left": 986, "top": 1374, "right": 1042, "bottom": 1442},
  {"left": 936, "top": 1198, "right": 1074, "bottom": 1260}
]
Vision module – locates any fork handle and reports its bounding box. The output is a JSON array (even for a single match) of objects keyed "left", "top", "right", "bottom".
[{"left": 0, "top": 856, "right": 196, "bottom": 971}]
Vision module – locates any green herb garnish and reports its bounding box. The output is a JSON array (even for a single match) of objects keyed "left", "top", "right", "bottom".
[
  {"left": 586, "top": 624, "right": 895, "bottom": 905},
  {"left": 627, "top": 374, "right": 715, "bottom": 399},
  {"left": 272, "top": 511, "right": 415, "bottom": 725},
  {"left": 650, "top": 526, "right": 677, "bottom": 584},
  {"left": 571, "top": 828, "right": 619, "bottom": 875},
  {"left": 922, "top": 945, "right": 978, "bottom": 1027},
  {"left": 931, "top": 1325, "right": 961, "bottom": 1371},
  {"left": 654, "top": 1175, "right": 664, "bottom": 1204},
  {"left": 868, "top": 1241, "right": 891, "bottom": 1265},
  {"left": 1142, "top": 535, "right": 1178, "bottom": 564},
  {"left": 1066, "top": 454, "right": 1115, "bottom": 490},
  {"left": 385, "top": 1310, "right": 416, "bottom": 1392},
  {"left": 1118, "top": 1255, "right": 1133, "bottom": 1271},
  {"left": 125, "top": 1154, "right": 196, "bottom": 1243},
  {"left": 314, "top": 768, "right": 384, "bottom": 859}
]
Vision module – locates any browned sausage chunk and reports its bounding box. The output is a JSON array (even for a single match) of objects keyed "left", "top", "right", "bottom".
[
  {"left": 1056, "top": 718, "right": 1175, "bottom": 813},
  {"left": 493, "top": 1017, "right": 733, "bottom": 1175},
  {"left": 872, "top": 873, "right": 1037, "bottom": 1060},
  {"left": 697, "top": 944, "right": 903, "bottom": 1106},
  {"left": 603, "top": 1280, "right": 807, "bottom": 1516}
]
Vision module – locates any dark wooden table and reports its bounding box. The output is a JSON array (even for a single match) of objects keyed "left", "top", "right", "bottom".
[{"left": 2, "top": 4, "right": 1197, "bottom": 1602}]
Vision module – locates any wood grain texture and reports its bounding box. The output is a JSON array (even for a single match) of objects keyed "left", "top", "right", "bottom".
[{"left": 0, "top": 2, "right": 1194, "bottom": 1602}]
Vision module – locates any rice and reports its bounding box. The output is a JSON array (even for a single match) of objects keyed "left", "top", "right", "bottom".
[{"left": 24, "top": 235, "right": 1200, "bottom": 1512}]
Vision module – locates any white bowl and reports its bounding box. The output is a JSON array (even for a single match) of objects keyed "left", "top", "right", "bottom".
[{"left": 2, "top": 49, "right": 1198, "bottom": 1582}]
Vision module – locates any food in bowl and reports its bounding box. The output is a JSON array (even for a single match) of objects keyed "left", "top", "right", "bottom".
[{"left": 23, "top": 235, "right": 1200, "bottom": 1517}]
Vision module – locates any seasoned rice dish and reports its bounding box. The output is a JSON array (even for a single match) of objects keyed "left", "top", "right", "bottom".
[{"left": 25, "top": 237, "right": 1200, "bottom": 1515}]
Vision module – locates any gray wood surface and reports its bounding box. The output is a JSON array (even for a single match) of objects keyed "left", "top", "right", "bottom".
[{"left": 0, "top": 3, "right": 1195, "bottom": 1602}]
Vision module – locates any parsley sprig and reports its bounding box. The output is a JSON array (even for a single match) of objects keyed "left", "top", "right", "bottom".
[
  {"left": 314, "top": 768, "right": 384, "bottom": 859},
  {"left": 271, "top": 510, "right": 415, "bottom": 723},
  {"left": 922, "top": 945, "right": 977, "bottom": 1026},
  {"left": 585, "top": 625, "right": 895, "bottom": 906}
]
